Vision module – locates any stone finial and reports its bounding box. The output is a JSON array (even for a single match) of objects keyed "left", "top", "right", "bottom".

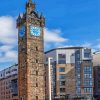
[
  {"left": 18, "top": 14, "right": 21, "bottom": 19},
  {"left": 40, "top": 13, "right": 44, "bottom": 19}
]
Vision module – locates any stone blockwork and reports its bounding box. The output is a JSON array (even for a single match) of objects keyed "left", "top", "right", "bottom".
[
  {"left": 17, "top": 0, "right": 45, "bottom": 100},
  {"left": 56, "top": 64, "right": 76, "bottom": 97},
  {"left": 65, "top": 64, "right": 76, "bottom": 96}
]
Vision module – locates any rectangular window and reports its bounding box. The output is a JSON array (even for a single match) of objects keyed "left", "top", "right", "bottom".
[
  {"left": 58, "top": 54, "right": 66, "bottom": 64},
  {"left": 77, "top": 54, "right": 80, "bottom": 58},
  {"left": 84, "top": 74, "right": 92, "bottom": 79},
  {"left": 36, "top": 96, "right": 38, "bottom": 100},
  {"left": 59, "top": 67, "right": 65, "bottom": 72},
  {"left": 58, "top": 60, "right": 66, "bottom": 64},
  {"left": 84, "top": 88, "right": 92, "bottom": 93},
  {"left": 84, "top": 53, "right": 91, "bottom": 58},
  {"left": 59, "top": 74, "right": 65, "bottom": 79},
  {"left": 60, "top": 88, "right": 65, "bottom": 92},
  {"left": 75, "top": 50, "right": 80, "bottom": 59},
  {"left": 36, "top": 59, "right": 38, "bottom": 63},
  {"left": 36, "top": 83, "right": 38, "bottom": 87},
  {"left": 84, "top": 80, "right": 93, "bottom": 86},
  {"left": 58, "top": 54, "right": 66, "bottom": 59},
  {"left": 60, "top": 81, "right": 65, "bottom": 86},
  {"left": 36, "top": 71, "right": 38, "bottom": 75},
  {"left": 84, "top": 49, "right": 91, "bottom": 58},
  {"left": 84, "top": 65, "right": 93, "bottom": 87},
  {"left": 77, "top": 87, "right": 81, "bottom": 93},
  {"left": 77, "top": 74, "right": 80, "bottom": 78},
  {"left": 84, "top": 66, "right": 92, "bottom": 74},
  {"left": 36, "top": 47, "right": 38, "bottom": 51},
  {"left": 76, "top": 67, "right": 81, "bottom": 73},
  {"left": 76, "top": 80, "right": 81, "bottom": 86}
]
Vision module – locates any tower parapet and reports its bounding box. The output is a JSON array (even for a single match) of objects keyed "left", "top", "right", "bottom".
[{"left": 17, "top": 0, "right": 45, "bottom": 28}]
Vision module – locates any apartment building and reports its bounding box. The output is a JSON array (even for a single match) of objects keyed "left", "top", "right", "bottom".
[
  {"left": 45, "top": 47, "right": 93, "bottom": 100},
  {"left": 0, "top": 64, "right": 18, "bottom": 100},
  {"left": 93, "top": 52, "right": 100, "bottom": 100}
]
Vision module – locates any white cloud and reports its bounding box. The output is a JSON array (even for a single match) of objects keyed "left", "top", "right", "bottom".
[
  {"left": 5, "top": 51, "right": 17, "bottom": 61},
  {"left": 0, "top": 45, "right": 14, "bottom": 52},
  {"left": 0, "top": 50, "right": 18, "bottom": 63},
  {"left": 0, "top": 16, "right": 18, "bottom": 64},
  {"left": 81, "top": 42, "right": 100, "bottom": 53},
  {"left": 95, "top": 44, "right": 100, "bottom": 49},
  {"left": 81, "top": 42, "right": 92, "bottom": 48},
  {"left": 44, "top": 28, "right": 68, "bottom": 50},
  {"left": 0, "top": 16, "right": 69, "bottom": 65},
  {"left": 0, "top": 16, "right": 18, "bottom": 45},
  {"left": 44, "top": 28, "right": 68, "bottom": 43},
  {"left": 0, "top": 16, "right": 100, "bottom": 67}
]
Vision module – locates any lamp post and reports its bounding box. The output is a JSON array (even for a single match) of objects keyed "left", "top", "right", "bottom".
[{"left": 48, "top": 57, "right": 53, "bottom": 100}]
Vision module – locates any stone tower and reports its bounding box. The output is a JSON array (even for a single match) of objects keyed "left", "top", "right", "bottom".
[{"left": 16, "top": 0, "right": 45, "bottom": 100}]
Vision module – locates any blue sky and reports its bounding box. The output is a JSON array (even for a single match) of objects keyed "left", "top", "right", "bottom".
[{"left": 0, "top": 0, "right": 100, "bottom": 70}]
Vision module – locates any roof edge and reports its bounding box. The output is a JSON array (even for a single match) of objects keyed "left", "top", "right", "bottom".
[{"left": 45, "top": 46, "right": 90, "bottom": 54}]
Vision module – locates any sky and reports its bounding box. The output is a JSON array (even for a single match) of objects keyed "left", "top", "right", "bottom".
[{"left": 0, "top": 0, "right": 100, "bottom": 70}]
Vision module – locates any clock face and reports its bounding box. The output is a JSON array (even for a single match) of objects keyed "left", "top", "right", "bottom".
[
  {"left": 30, "top": 25, "right": 41, "bottom": 36},
  {"left": 19, "top": 26, "right": 25, "bottom": 37}
]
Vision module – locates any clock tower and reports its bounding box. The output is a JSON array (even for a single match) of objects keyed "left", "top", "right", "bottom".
[{"left": 16, "top": 0, "right": 45, "bottom": 100}]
